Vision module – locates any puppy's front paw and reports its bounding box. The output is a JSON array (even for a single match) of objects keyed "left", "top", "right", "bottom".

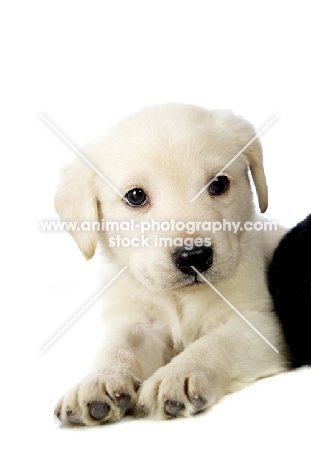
[
  {"left": 54, "top": 370, "right": 141, "bottom": 426},
  {"left": 138, "top": 362, "right": 223, "bottom": 419}
]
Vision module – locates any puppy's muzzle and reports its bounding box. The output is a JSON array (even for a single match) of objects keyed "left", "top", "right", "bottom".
[{"left": 173, "top": 246, "right": 213, "bottom": 275}]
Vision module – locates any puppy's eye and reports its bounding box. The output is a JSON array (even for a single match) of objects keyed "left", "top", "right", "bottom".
[
  {"left": 124, "top": 188, "right": 148, "bottom": 207},
  {"left": 208, "top": 176, "right": 229, "bottom": 196}
]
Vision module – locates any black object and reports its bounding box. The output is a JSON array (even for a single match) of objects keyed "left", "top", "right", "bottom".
[{"left": 269, "top": 214, "right": 311, "bottom": 368}]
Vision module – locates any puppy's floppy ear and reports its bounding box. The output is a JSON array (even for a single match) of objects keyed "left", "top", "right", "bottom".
[
  {"left": 236, "top": 118, "right": 268, "bottom": 213},
  {"left": 246, "top": 137, "right": 268, "bottom": 213},
  {"left": 54, "top": 160, "right": 98, "bottom": 260}
]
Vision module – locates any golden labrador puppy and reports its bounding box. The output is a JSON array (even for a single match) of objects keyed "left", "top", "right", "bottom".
[{"left": 54, "top": 103, "right": 288, "bottom": 425}]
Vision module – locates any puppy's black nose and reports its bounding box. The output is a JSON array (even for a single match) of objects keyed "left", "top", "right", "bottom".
[{"left": 173, "top": 246, "right": 213, "bottom": 275}]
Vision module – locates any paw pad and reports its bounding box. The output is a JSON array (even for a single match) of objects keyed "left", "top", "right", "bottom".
[
  {"left": 88, "top": 401, "right": 110, "bottom": 420},
  {"left": 190, "top": 395, "right": 207, "bottom": 411},
  {"left": 115, "top": 393, "right": 131, "bottom": 410},
  {"left": 164, "top": 400, "right": 185, "bottom": 416}
]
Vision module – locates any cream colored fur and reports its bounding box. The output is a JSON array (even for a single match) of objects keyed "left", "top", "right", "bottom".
[{"left": 54, "top": 103, "right": 288, "bottom": 425}]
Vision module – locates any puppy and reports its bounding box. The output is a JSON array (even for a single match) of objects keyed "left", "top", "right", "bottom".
[
  {"left": 269, "top": 214, "right": 311, "bottom": 368},
  {"left": 54, "top": 103, "right": 288, "bottom": 426}
]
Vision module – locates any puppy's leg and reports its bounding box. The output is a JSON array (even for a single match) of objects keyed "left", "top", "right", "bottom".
[
  {"left": 138, "top": 312, "right": 287, "bottom": 418},
  {"left": 55, "top": 322, "right": 171, "bottom": 426}
]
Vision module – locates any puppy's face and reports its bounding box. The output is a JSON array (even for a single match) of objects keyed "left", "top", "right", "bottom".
[{"left": 55, "top": 104, "right": 267, "bottom": 291}]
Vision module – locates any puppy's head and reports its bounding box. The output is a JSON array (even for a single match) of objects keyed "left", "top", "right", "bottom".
[{"left": 55, "top": 104, "right": 267, "bottom": 291}]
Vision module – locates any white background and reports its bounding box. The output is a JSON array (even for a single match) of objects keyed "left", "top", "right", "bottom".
[{"left": 1, "top": 1, "right": 311, "bottom": 467}]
